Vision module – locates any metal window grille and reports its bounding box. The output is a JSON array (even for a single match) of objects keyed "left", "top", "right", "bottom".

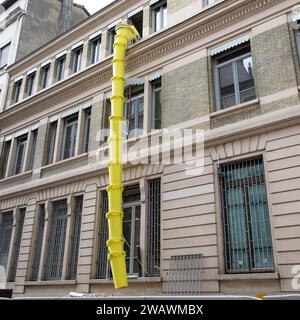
[
  {"left": 67, "top": 196, "right": 83, "bottom": 280},
  {"left": 219, "top": 157, "right": 275, "bottom": 273},
  {"left": 31, "top": 204, "right": 45, "bottom": 281},
  {"left": 96, "top": 191, "right": 109, "bottom": 279},
  {"left": 9, "top": 208, "right": 26, "bottom": 282},
  {"left": 147, "top": 179, "right": 161, "bottom": 277},
  {"left": 0, "top": 212, "right": 13, "bottom": 270},
  {"left": 44, "top": 200, "right": 68, "bottom": 280},
  {"left": 167, "top": 254, "right": 203, "bottom": 295}
]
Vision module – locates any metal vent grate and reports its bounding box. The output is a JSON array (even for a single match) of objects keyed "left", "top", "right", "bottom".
[
  {"left": 68, "top": 196, "right": 83, "bottom": 280},
  {"left": 9, "top": 208, "right": 26, "bottom": 282},
  {"left": 96, "top": 192, "right": 109, "bottom": 279},
  {"left": 147, "top": 179, "right": 161, "bottom": 277},
  {"left": 167, "top": 254, "right": 203, "bottom": 295},
  {"left": 31, "top": 204, "right": 45, "bottom": 281},
  {"left": 0, "top": 212, "right": 13, "bottom": 270},
  {"left": 44, "top": 200, "right": 68, "bottom": 280},
  {"left": 219, "top": 157, "right": 274, "bottom": 273}
]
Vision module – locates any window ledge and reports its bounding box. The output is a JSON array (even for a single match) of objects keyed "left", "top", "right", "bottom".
[
  {"left": 41, "top": 153, "right": 88, "bottom": 171},
  {"left": 25, "top": 280, "right": 76, "bottom": 286},
  {"left": 218, "top": 272, "right": 279, "bottom": 281},
  {"left": 0, "top": 170, "right": 32, "bottom": 183},
  {"left": 90, "top": 277, "right": 161, "bottom": 285},
  {"left": 210, "top": 98, "right": 259, "bottom": 119}
]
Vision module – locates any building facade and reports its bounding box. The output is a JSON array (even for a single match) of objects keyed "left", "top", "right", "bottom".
[
  {"left": 0, "top": 0, "right": 89, "bottom": 112},
  {"left": 1, "top": 0, "right": 300, "bottom": 297}
]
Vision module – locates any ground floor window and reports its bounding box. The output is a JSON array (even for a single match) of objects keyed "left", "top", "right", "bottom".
[{"left": 219, "top": 157, "right": 274, "bottom": 273}]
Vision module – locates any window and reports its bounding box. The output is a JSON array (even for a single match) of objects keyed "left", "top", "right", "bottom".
[
  {"left": 151, "top": 78, "right": 161, "bottom": 130},
  {"left": 108, "top": 28, "right": 116, "bottom": 55},
  {"left": 30, "top": 204, "right": 45, "bottom": 281},
  {"left": 219, "top": 157, "right": 275, "bottom": 273},
  {"left": 61, "top": 114, "right": 78, "bottom": 160},
  {"left": 0, "top": 43, "right": 10, "bottom": 69},
  {"left": 124, "top": 85, "right": 144, "bottom": 138},
  {"left": 25, "top": 72, "right": 36, "bottom": 97},
  {"left": 129, "top": 11, "right": 143, "bottom": 38},
  {"left": 152, "top": 1, "right": 167, "bottom": 33},
  {"left": 67, "top": 196, "right": 83, "bottom": 280},
  {"left": 46, "top": 121, "right": 57, "bottom": 165},
  {"left": 9, "top": 208, "right": 25, "bottom": 282},
  {"left": 44, "top": 199, "right": 68, "bottom": 280},
  {"left": 0, "top": 140, "right": 11, "bottom": 179},
  {"left": 0, "top": 212, "right": 13, "bottom": 271},
  {"left": 56, "top": 55, "right": 66, "bottom": 81},
  {"left": 147, "top": 179, "right": 161, "bottom": 276},
  {"left": 90, "top": 36, "right": 101, "bottom": 64},
  {"left": 72, "top": 46, "right": 83, "bottom": 73},
  {"left": 28, "top": 129, "right": 38, "bottom": 171},
  {"left": 215, "top": 44, "right": 256, "bottom": 110},
  {"left": 97, "top": 185, "right": 141, "bottom": 278},
  {"left": 13, "top": 135, "right": 27, "bottom": 175},
  {"left": 203, "top": 0, "right": 217, "bottom": 7},
  {"left": 82, "top": 108, "right": 91, "bottom": 153},
  {"left": 40, "top": 64, "right": 50, "bottom": 89},
  {"left": 12, "top": 80, "right": 22, "bottom": 104},
  {"left": 101, "top": 97, "right": 111, "bottom": 145}
]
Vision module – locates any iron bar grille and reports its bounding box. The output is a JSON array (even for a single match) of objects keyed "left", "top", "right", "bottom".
[
  {"left": 44, "top": 200, "right": 68, "bottom": 280},
  {"left": 96, "top": 191, "right": 109, "bottom": 279},
  {"left": 167, "top": 254, "right": 203, "bottom": 295},
  {"left": 147, "top": 179, "right": 161, "bottom": 276},
  {"left": 31, "top": 204, "right": 45, "bottom": 281},
  {"left": 219, "top": 157, "right": 275, "bottom": 273},
  {"left": 0, "top": 212, "right": 13, "bottom": 270},
  {"left": 67, "top": 196, "right": 83, "bottom": 280},
  {"left": 9, "top": 208, "right": 26, "bottom": 282}
]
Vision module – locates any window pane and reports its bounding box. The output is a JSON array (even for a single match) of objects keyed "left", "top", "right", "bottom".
[
  {"left": 219, "top": 63, "right": 235, "bottom": 108},
  {"left": 62, "top": 117, "right": 78, "bottom": 160},
  {"left": 0, "top": 43, "right": 10, "bottom": 68},
  {"left": 0, "top": 212, "right": 13, "bottom": 270},
  {"left": 155, "top": 8, "right": 161, "bottom": 32},
  {"left": 163, "top": 5, "right": 167, "bottom": 28},
  {"left": 237, "top": 56, "right": 256, "bottom": 104},
  {"left": 47, "top": 122, "right": 57, "bottom": 164},
  {"left": 56, "top": 57, "right": 65, "bottom": 81}
]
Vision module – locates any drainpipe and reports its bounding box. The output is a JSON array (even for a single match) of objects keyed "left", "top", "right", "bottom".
[{"left": 107, "top": 24, "right": 139, "bottom": 289}]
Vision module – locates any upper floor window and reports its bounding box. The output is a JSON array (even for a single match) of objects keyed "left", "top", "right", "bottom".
[
  {"left": 0, "top": 140, "right": 11, "bottom": 179},
  {"left": 40, "top": 64, "right": 50, "bottom": 89},
  {"left": 61, "top": 114, "right": 78, "bottom": 160},
  {"left": 71, "top": 46, "right": 83, "bottom": 73},
  {"left": 214, "top": 43, "right": 256, "bottom": 110},
  {"left": 13, "top": 134, "right": 27, "bottom": 175},
  {"left": 129, "top": 10, "right": 143, "bottom": 39},
  {"left": 108, "top": 28, "right": 116, "bottom": 55},
  {"left": 89, "top": 36, "right": 101, "bottom": 64},
  {"left": 28, "top": 129, "right": 38, "bottom": 171},
  {"left": 25, "top": 72, "right": 36, "bottom": 97},
  {"left": 46, "top": 121, "right": 57, "bottom": 165},
  {"left": 124, "top": 85, "right": 144, "bottom": 138},
  {"left": 0, "top": 211, "right": 13, "bottom": 271},
  {"left": 82, "top": 108, "right": 91, "bottom": 153},
  {"left": 151, "top": 0, "right": 167, "bottom": 33},
  {"left": 203, "top": 0, "right": 217, "bottom": 7},
  {"left": 151, "top": 78, "right": 161, "bottom": 130},
  {"left": 219, "top": 157, "right": 274, "bottom": 273},
  {"left": 0, "top": 43, "right": 10, "bottom": 70},
  {"left": 12, "top": 79, "right": 22, "bottom": 104},
  {"left": 55, "top": 55, "right": 66, "bottom": 82}
]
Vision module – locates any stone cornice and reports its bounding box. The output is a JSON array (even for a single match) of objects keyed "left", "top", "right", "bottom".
[{"left": 0, "top": 0, "right": 293, "bottom": 131}]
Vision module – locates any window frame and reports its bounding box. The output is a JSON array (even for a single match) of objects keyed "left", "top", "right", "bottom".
[
  {"left": 12, "top": 80, "right": 22, "bottom": 104},
  {"left": 214, "top": 51, "right": 256, "bottom": 111},
  {"left": 152, "top": 1, "right": 167, "bottom": 33},
  {"left": 61, "top": 114, "right": 78, "bottom": 160},
  {"left": 40, "top": 64, "right": 50, "bottom": 89},
  {"left": 13, "top": 134, "right": 28, "bottom": 175},
  {"left": 151, "top": 79, "right": 162, "bottom": 130},
  {"left": 46, "top": 121, "right": 57, "bottom": 165},
  {"left": 0, "top": 42, "right": 10, "bottom": 69},
  {"left": 82, "top": 108, "right": 91, "bottom": 153},
  {"left": 26, "top": 72, "right": 36, "bottom": 97},
  {"left": 89, "top": 36, "right": 101, "bottom": 64},
  {"left": 107, "top": 28, "right": 116, "bottom": 56},
  {"left": 56, "top": 55, "right": 66, "bottom": 82},
  {"left": 72, "top": 46, "right": 83, "bottom": 73}
]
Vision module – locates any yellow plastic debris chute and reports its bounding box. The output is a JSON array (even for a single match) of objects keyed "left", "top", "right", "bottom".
[{"left": 106, "top": 23, "right": 139, "bottom": 289}]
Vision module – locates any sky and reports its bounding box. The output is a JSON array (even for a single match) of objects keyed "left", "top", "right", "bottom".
[{"left": 74, "top": 0, "right": 115, "bottom": 14}]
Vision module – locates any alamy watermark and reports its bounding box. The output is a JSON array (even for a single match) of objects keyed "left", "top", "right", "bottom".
[
  {"left": 291, "top": 265, "right": 300, "bottom": 290},
  {"left": 96, "top": 127, "right": 205, "bottom": 176}
]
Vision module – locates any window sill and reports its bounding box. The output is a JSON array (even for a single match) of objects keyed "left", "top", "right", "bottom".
[
  {"left": 0, "top": 170, "right": 32, "bottom": 183},
  {"left": 210, "top": 98, "right": 259, "bottom": 119},
  {"left": 90, "top": 277, "right": 161, "bottom": 285},
  {"left": 41, "top": 153, "right": 88, "bottom": 171},
  {"left": 25, "top": 280, "right": 76, "bottom": 286},
  {"left": 218, "top": 272, "right": 279, "bottom": 281}
]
